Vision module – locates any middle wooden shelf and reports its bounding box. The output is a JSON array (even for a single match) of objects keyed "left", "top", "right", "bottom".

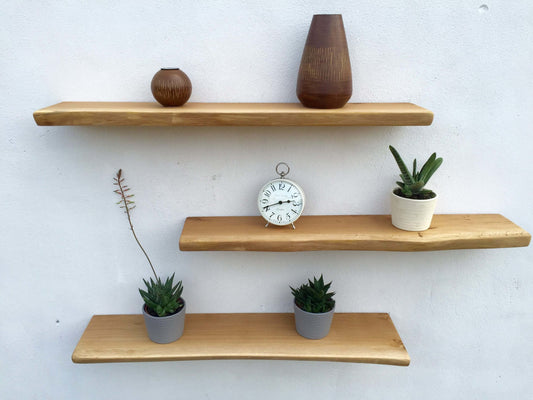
[{"left": 179, "top": 214, "right": 531, "bottom": 252}]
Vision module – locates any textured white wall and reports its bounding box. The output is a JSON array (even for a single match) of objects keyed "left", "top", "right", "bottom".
[{"left": 1, "top": 1, "right": 532, "bottom": 399}]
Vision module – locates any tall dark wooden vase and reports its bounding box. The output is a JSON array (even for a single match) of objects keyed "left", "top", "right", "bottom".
[{"left": 296, "top": 14, "right": 352, "bottom": 109}]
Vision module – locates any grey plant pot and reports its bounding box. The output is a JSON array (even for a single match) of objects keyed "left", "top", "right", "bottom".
[
  {"left": 293, "top": 301, "right": 335, "bottom": 340},
  {"left": 142, "top": 299, "right": 186, "bottom": 344}
]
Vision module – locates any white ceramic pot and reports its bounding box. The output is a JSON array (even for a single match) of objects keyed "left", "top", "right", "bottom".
[{"left": 390, "top": 191, "right": 437, "bottom": 231}]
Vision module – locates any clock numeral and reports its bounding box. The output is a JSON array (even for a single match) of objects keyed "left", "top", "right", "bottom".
[
  {"left": 287, "top": 185, "right": 292, "bottom": 192},
  {"left": 286, "top": 213, "right": 291, "bottom": 219},
  {"left": 270, "top": 184, "right": 277, "bottom": 192},
  {"left": 269, "top": 212, "right": 275, "bottom": 219},
  {"left": 278, "top": 182, "right": 286, "bottom": 190},
  {"left": 261, "top": 199, "right": 268, "bottom": 204},
  {"left": 277, "top": 215, "right": 283, "bottom": 223},
  {"left": 264, "top": 190, "right": 271, "bottom": 198},
  {"left": 291, "top": 208, "right": 298, "bottom": 214},
  {"left": 291, "top": 193, "right": 299, "bottom": 199}
]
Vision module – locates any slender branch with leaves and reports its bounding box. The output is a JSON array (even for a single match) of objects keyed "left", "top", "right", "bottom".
[
  {"left": 114, "top": 169, "right": 184, "bottom": 317},
  {"left": 114, "top": 169, "right": 158, "bottom": 280}
]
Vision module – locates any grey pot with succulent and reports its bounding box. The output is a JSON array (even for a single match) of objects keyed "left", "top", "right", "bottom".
[
  {"left": 290, "top": 275, "right": 335, "bottom": 339},
  {"left": 114, "top": 169, "right": 186, "bottom": 344},
  {"left": 389, "top": 145, "right": 443, "bottom": 231}
]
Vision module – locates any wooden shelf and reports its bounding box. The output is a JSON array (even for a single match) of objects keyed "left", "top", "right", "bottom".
[
  {"left": 33, "top": 102, "right": 433, "bottom": 126},
  {"left": 72, "top": 312, "right": 409, "bottom": 365},
  {"left": 179, "top": 214, "right": 531, "bottom": 252}
]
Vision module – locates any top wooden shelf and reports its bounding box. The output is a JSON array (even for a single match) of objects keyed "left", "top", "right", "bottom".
[{"left": 33, "top": 102, "right": 434, "bottom": 127}]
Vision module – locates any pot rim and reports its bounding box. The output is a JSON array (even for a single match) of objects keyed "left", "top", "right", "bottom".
[
  {"left": 294, "top": 299, "right": 335, "bottom": 316},
  {"left": 391, "top": 190, "right": 438, "bottom": 202},
  {"left": 160, "top": 67, "right": 181, "bottom": 70}
]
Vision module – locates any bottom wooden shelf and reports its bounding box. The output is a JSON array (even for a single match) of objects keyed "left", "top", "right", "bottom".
[{"left": 72, "top": 313, "right": 410, "bottom": 366}]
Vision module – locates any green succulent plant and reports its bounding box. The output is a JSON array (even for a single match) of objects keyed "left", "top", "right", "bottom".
[
  {"left": 114, "top": 169, "right": 184, "bottom": 318},
  {"left": 139, "top": 274, "right": 184, "bottom": 317},
  {"left": 290, "top": 275, "right": 335, "bottom": 313},
  {"left": 389, "top": 145, "right": 443, "bottom": 200}
]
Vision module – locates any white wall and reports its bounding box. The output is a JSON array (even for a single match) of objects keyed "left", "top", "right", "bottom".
[{"left": 2, "top": 1, "right": 532, "bottom": 399}]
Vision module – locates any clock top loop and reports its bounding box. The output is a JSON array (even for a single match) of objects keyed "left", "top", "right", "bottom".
[{"left": 275, "top": 162, "right": 290, "bottom": 178}]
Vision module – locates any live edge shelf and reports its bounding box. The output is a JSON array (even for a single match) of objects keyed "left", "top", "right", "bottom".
[
  {"left": 179, "top": 214, "right": 531, "bottom": 252},
  {"left": 72, "top": 313, "right": 409, "bottom": 365},
  {"left": 33, "top": 102, "right": 433, "bottom": 126}
]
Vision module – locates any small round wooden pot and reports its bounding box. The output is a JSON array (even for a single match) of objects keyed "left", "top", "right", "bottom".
[{"left": 151, "top": 68, "right": 192, "bottom": 107}]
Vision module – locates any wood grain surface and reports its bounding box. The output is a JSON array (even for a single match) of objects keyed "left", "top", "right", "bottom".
[
  {"left": 179, "top": 214, "right": 531, "bottom": 252},
  {"left": 72, "top": 313, "right": 410, "bottom": 365},
  {"left": 33, "top": 102, "right": 434, "bottom": 126}
]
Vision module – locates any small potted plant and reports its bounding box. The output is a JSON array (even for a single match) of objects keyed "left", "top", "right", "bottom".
[
  {"left": 290, "top": 275, "right": 335, "bottom": 340},
  {"left": 114, "top": 169, "right": 186, "bottom": 344},
  {"left": 389, "top": 145, "right": 443, "bottom": 231}
]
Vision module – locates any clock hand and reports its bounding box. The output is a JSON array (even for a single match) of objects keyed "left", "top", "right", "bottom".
[{"left": 263, "top": 200, "right": 292, "bottom": 210}]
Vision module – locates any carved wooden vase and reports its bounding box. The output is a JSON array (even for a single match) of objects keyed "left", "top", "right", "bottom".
[
  {"left": 151, "top": 68, "right": 192, "bottom": 107},
  {"left": 296, "top": 14, "right": 352, "bottom": 109}
]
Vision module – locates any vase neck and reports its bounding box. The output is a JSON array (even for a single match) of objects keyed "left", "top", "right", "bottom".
[{"left": 306, "top": 15, "right": 347, "bottom": 48}]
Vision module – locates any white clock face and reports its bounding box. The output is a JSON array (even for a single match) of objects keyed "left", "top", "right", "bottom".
[{"left": 257, "top": 178, "right": 305, "bottom": 226}]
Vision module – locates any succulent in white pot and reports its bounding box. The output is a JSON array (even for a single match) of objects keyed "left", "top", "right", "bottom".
[
  {"left": 114, "top": 169, "right": 185, "bottom": 344},
  {"left": 389, "top": 146, "right": 443, "bottom": 231}
]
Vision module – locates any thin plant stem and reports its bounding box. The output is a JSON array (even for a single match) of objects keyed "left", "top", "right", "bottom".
[{"left": 115, "top": 170, "right": 158, "bottom": 281}]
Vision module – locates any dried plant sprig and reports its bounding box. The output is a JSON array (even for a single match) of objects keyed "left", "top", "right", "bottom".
[{"left": 113, "top": 169, "right": 158, "bottom": 281}]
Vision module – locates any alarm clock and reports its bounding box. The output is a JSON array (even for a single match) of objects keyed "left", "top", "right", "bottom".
[{"left": 257, "top": 162, "right": 305, "bottom": 228}]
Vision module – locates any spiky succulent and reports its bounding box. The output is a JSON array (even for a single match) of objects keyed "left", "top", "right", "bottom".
[
  {"left": 139, "top": 273, "right": 184, "bottom": 317},
  {"left": 389, "top": 145, "right": 443, "bottom": 199},
  {"left": 290, "top": 275, "right": 335, "bottom": 313},
  {"left": 114, "top": 169, "right": 184, "bottom": 318}
]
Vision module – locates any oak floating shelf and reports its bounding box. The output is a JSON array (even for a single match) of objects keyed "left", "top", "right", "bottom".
[
  {"left": 33, "top": 102, "right": 433, "bottom": 126},
  {"left": 72, "top": 313, "right": 409, "bottom": 365},
  {"left": 179, "top": 214, "right": 531, "bottom": 252}
]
